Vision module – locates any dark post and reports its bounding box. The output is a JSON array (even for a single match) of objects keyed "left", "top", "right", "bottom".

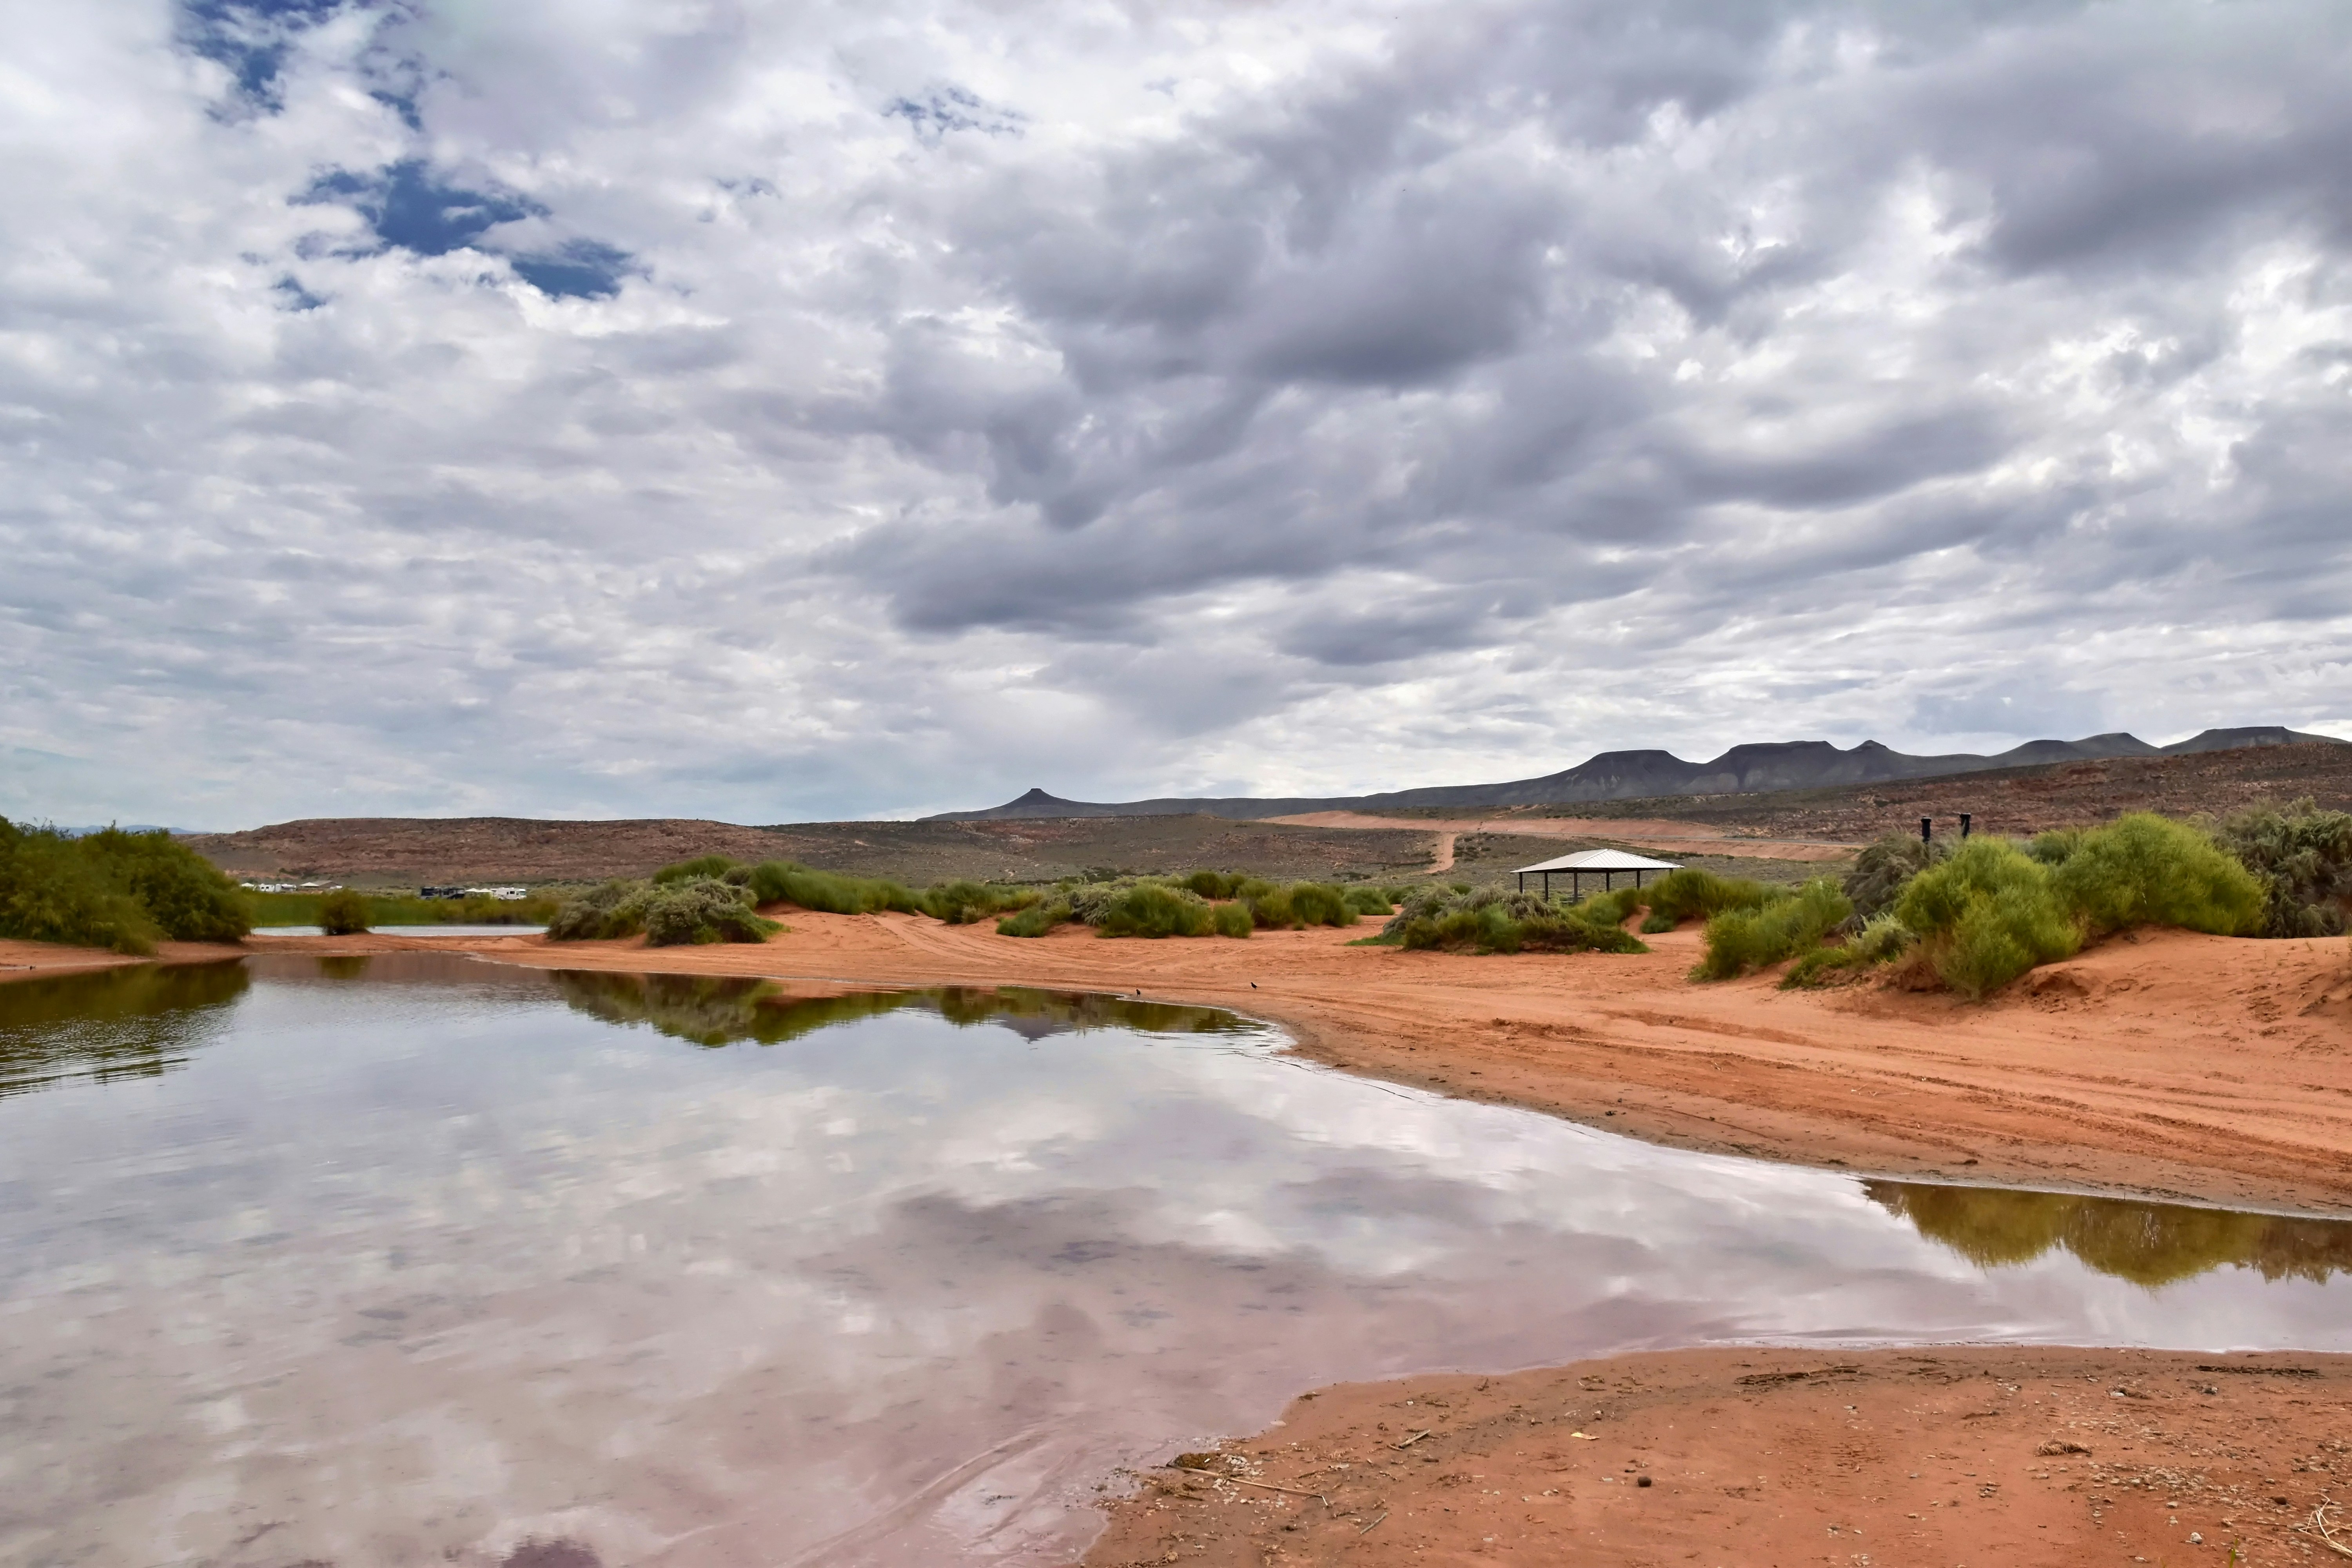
[
  {"left": 1921, "top": 817, "right": 1933, "bottom": 844},
  {"left": 1960, "top": 813, "right": 1972, "bottom": 839}
]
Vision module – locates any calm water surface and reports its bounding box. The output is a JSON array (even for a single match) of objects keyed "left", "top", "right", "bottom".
[{"left": 3, "top": 954, "right": 2348, "bottom": 1568}]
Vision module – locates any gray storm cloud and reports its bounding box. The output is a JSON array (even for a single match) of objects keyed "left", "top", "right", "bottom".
[{"left": 1, "top": 0, "right": 2348, "bottom": 825}]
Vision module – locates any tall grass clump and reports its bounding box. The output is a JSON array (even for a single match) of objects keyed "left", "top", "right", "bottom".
[
  {"left": 547, "top": 880, "right": 651, "bottom": 941},
  {"left": 1341, "top": 885, "right": 1403, "bottom": 917},
  {"left": 1575, "top": 886, "right": 1643, "bottom": 928},
  {"left": 1843, "top": 834, "right": 1945, "bottom": 923},
  {"left": 1094, "top": 883, "right": 1217, "bottom": 938},
  {"left": 1782, "top": 913, "right": 1917, "bottom": 989},
  {"left": 1691, "top": 878, "right": 1853, "bottom": 981},
  {"left": 317, "top": 887, "right": 372, "bottom": 935},
  {"left": 0, "top": 820, "right": 252, "bottom": 954},
  {"left": 1638, "top": 867, "right": 1775, "bottom": 932},
  {"left": 546, "top": 874, "right": 779, "bottom": 946},
  {"left": 742, "top": 860, "right": 921, "bottom": 915},
  {"left": 1183, "top": 869, "right": 1241, "bottom": 899},
  {"left": 2048, "top": 813, "right": 2263, "bottom": 940},
  {"left": 1240, "top": 880, "right": 1359, "bottom": 930},
  {"left": 2211, "top": 798, "right": 2352, "bottom": 938},
  {"left": 1383, "top": 887, "right": 1648, "bottom": 955},
  {"left": 640, "top": 878, "right": 780, "bottom": 946},
  {"left": 996, "top": 900, "right": 1071, "bottom": 938},
  {"left": 1894, "top": 838, "right": 2080, "bottom": 1001},
  {"left": 919, "top": 879, "right": 1035, "bottom": 925},
  {"left": 652, "top": 854, "right": 739, "bottom": 886}
]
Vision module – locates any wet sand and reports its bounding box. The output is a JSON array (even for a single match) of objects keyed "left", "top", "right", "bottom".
[{"left": 1080, "top": 1345, "right": 2352, "bottom": 1566}]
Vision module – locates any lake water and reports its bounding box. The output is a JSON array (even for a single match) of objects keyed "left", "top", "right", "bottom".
[{"left": 3, "top": 954, "right": 2348, "bottom": 1568}]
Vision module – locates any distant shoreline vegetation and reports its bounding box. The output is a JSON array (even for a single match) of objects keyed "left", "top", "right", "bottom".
[{"left": 245, "top": 889, "right": 559, "bottom": 931}]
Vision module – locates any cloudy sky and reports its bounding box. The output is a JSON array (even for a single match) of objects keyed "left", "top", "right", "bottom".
[{"left": 5, "top": 0, "right": 2350, "bottom": 827}]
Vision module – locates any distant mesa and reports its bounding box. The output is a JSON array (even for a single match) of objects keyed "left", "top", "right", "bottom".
[{"left": 925, "top": 726, "right": 2344, "bottom": 822}]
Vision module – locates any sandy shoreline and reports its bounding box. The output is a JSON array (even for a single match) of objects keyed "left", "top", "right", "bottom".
[{"left": 1080, "top": 1345, "right": 2352, "bottom": 1566}]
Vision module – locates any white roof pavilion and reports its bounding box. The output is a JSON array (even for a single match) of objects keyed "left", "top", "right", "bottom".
[{"left": 1513, "top": 848, "right": 1681, "bottom": 898}]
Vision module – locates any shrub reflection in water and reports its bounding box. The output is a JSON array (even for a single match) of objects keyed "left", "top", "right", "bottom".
[
  {"left": 1867, "top": 1179, "right": 2352, "bottom": 1288},
  {"left": 0, "top": 960, "right": 250, "bottom": 1098}
]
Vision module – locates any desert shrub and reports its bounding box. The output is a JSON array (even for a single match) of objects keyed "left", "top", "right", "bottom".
[
  {"left": 1212, "top": 901, "right": 1254, "bottom": 938},
  {"left": 640, "top": 878, "right": 779, "bottom": 946},
  {"left": 317, "top": 887, "right": 372, "bottom": 936},
  {"left": 2211, "top": 798, "right": 2352, "bottom": 938},
  {"left": 0, "top": 820, "right": 161, "bottom": 954},
  {"left": 1341, "top": 885, "right": 1397, "bottom": 917},
  {"left": 744, "top": 860, "right": 920, "bottom": 915},
  {"left": 1843, "top": 834, "right": 1945, "bottom": 924},
  {"left": 1692, "top": 879, "right": 1853, "bottom": 981},
  {"left": 2027, "top": 828, "right": 2087, "bottom": 867},
  {"left": 1782, "top": 913, "right": 1916, "bottom": 989},
  {"left": 1895, "top": 839, "right": 2079, "bottom": 1000},
  {"left": 1096, "top": 883, "right": 1216, "bottom": 938},
  {"left": 1285, "top": 883, "right": 1357, "bottom": 927},
  {"left": 2049, "top": 812, "right": 2263, "bottom": 939},
  {"left": 1239, "top": 881, "right": 1359, "bottom": 929},
  {"left": 996, "top": 900, "right": 1072, "bottom": 938},
  {"left": 1576, "top": 886, "right": 1643, "bottom": 928},
  {"left": 1387, "top": 887, "right": 1648, "bottom": 955},
  {"left": 920, "top": 879, "right": 1022, "bottom": 925},
  {"left": 547, "top": 879, "right": 651, "bottom": 941},
  {"left": 1184, "top": 869, "right": 1242, "bottom": 900},
  {"left": 1638, "top": 867, "right": 1775, "bottom": 931},
  {"left": 652, "top": 853, "right": 738, "bottom": 886}
]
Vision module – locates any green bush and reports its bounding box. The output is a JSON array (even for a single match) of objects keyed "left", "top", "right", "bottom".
[
  {"left": 2049, "top": 813, "right": 2263, "bottom": 939},
  {"left": 996, "top": 900, "right": 1071, "bottom": 938},
  {"left": 547, "top": 879, "right": 651, "bottom": 941},
  {"left": 0, "top": 821, "right": 253, "bottom": 952},
  {"left": 920, "top": 879, "right": 1027, "bottom": 925},
  {"left": 1239, "top": 881, "right": 1359, "bottom": 929},
  {"left": 1576, "top": 886, "right": 1643, "bottom": 928},
  {"left": 1385, "top": 887, "right": 1648, "bottom": 956},
  {"left": 1096, "top": 883, "right": 1216, "bottom": 938},
  {"left": 1895, "top": 839, "right": 2080, "bottom": 1000},
  {"left": 2027, "top": 828, "right": 2087, "bottom": 867},
  {"left": 1783, "top": 913, "right": 1917, "bottom": 989},
  {"left": 652, "top": 853, "right": 739, "bottom": 886},
  {"left": 641, "top": 878, "right": 779, "bottom": 946},
  {"left": 2210, "top": 798, "right": 2352, "bottom": 938},
  {"left": 1285, "top": 883, "right": 1357, "bottom": 927},
  {"left": 1341, "top": 885, "right": 1397, "bottom": 917},
  {"left": 1692, "top": 879, "right": 1853, "bottom": 981},
  {"left": 0, "top": 820, "right": 162, "bottom": 954},
  {"left": 1640, "top": 867, "right": 1774, "bottom": 930},
  {"left": 744, "top": 860, "right": 920, "bottom": 915},
  {"left": 1843, "top": 833, "right": 1945, "bottom": 924},
  {"left": 317, "top": 887, "right": 372, "bottom": 936},
  {"left": 1184, "top": 869, "right": 1241, "bottom": 899},
  {"left": 1212, "top": 901, "right": 1254, "bottom": 938}
]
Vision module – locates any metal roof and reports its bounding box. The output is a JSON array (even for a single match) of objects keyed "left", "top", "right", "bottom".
[{"left": 1512, "top": 849, "right": 1683, "bottom": 874}]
